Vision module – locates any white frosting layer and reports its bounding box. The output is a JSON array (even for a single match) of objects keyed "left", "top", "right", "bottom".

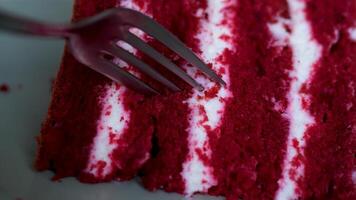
[
  {"left": 268, "top": 17, "right": 290, "bottom": 47},
  {"left": 85, "top": 0, "right": 148, "bottom": 178},
  {"left": 86, "top": 84, "right": 130, "bottom": 176},
  {"left": 181, "top": 0, "right": 236, "bottom": 195},
  {"left": 348, "top": 27, "right": 356, "bottom": 42},
  {"left": 275, "top": 1, "right": 322, "bottom": 199}
]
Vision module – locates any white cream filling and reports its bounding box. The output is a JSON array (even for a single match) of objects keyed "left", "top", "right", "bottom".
[
  {"left": 86, "top": 84, "right": 129, "bottom": 176},
  {"left": 85, "top": 0, "right": 149, "bottom": 178},
  {"left": 181, "top": 0, "right": 236, "bottom": 195},
  {"left": 348, "top": 27, "right": 356, "bottom": 42},
  {"left": 275, "top": 0, "right": 322, "bottom": 200},
  {"left": 268, "top": 17, "right": 290, "bottom": 47}
]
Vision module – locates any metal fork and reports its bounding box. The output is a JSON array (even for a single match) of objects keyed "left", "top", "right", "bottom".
[{"left": 0, "top": 8, "right": 225, "bottom": 95}]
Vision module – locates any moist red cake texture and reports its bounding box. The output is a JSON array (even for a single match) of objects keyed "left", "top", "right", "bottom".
[
  {"left": 301, "top": 0, "right": 356, "bottom": 199},
  {"left": 208, "top": 0, "right": 292, "bottom": 199},
  {"left": 35, "top": 0, "right": 356, "bottom": 200}
]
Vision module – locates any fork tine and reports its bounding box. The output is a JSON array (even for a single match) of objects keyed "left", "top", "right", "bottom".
[
  {"left": 120, "top": 8, "right": 226, "bottom": 86},
  {"left": 122, "top": 32, "right": 204, "bottom": 91},
  {"left": 106, "top": 44, "right": 181, "bottom": 92},
  {"left": 93, "top": 58, "right": 159, "bottom": 95}
]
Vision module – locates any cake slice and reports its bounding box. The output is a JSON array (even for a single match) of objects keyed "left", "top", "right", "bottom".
[{"left": 36, "top": 0, "right": 356, "bottom": 199}]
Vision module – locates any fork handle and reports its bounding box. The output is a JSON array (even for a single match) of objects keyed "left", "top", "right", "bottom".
[{"left": 0, "top": 9, "right": 71, "bottom": 38}]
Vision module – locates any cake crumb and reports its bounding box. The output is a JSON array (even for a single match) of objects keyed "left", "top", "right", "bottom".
[{"left": 0, "top": 83, "right": 10, "bottom": 93}]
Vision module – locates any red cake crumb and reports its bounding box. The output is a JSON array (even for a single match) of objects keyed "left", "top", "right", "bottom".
[
  {"left": 95, "top": 161, "right": 107, "bottom": 177},
  {"left": 204, "top": 85, "right": 220, "bottom": 99},
  {"left": 0, "top": 83, "right": 10, "bottom": 93}
]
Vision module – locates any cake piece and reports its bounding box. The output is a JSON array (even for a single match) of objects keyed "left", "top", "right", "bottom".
[{"left": 36, "top": 0, "right": 356, "bottom": 199}]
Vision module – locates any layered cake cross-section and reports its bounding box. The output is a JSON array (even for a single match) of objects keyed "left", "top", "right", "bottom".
[{"left": 36, "top": 0, "right": 356, "bottom": 199}]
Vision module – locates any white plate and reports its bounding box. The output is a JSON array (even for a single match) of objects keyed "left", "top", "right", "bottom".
[{"left": 0, "top": 1, "right": 221, "bottom": 199}]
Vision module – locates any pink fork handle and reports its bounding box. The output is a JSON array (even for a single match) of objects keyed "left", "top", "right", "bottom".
[{"left": 0, "top": 9, "right": 71, "bottom": 38}]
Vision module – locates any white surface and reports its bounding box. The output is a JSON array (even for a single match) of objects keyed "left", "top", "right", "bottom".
[
  {"left": 181, "top": 0, "right": 236, "bottom": 195},
  {"left": 275, "top": 0, "right": 322, "bottom": 199},
  {"left": 0, "top": 1, "right": 221, "bottom": 200}
]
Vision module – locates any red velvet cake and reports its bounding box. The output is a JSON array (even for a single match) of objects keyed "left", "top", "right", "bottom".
[{"left": 36, "top": 0, "right": 356, "bottom": 199}]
